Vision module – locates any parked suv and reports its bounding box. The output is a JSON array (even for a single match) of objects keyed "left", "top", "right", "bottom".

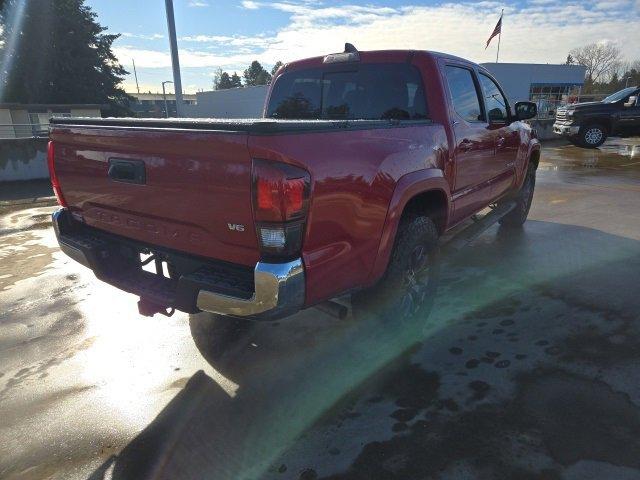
[
  {"left": 554, "top": 86, "right": 640, "bottom": 148},
  {"left": 49, "top": 46, "right": 540, "bottom": 322}
]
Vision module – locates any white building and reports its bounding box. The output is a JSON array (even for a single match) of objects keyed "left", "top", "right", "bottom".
[
  {"left": 0, "top": 103, "right": 103, "bottom": 138},
  {"left": 183, "top": 85, "right": 268, "bottom": 118},
  {"left": 480, "top": 63, "right": 587, "bottom": 117}
]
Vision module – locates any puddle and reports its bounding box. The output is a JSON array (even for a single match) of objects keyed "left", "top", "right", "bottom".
[
  {"left": 518, "top": 371, "right": 640, "bottom": 468},
  {"left": 0, "top": 231, "right": 55, "bottom": 291},
  {"left": 317, "top": 370, "right": 640, "bottom": 479},
  {"left": 540, "top": 140, "right": 640, "bottom": 173},
  {"left": 0, "top": 205, "right": 56, "bottom": 235}
]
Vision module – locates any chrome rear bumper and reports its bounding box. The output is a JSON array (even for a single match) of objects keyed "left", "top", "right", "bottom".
[
  {"left": 196, "top": 259, "right": 304, "bottom": 318},
  {"left": 52, "top": 208, "right": 305, "bottom": 320}
]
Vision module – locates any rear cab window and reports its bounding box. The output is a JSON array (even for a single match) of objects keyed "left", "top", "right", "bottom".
[{"left": 267, "top": 63, "right": 428, "bottom": 120}]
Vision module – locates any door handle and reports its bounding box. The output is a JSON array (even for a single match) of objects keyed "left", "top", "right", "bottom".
[{"left": 459, "top": 139, "right": 473, "bottom": 152}]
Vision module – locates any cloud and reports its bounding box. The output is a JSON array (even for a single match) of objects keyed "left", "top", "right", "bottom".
[
  {"left": 188, "top": 0, "right": 209, "bottom": 7},
  {"left": 240, "top": 0, "right": 260, "bottom": 9},
  {"left": 180, "top": 34, "right": 274, "bottom": 47},
  {"left": 121, "top": 32, "right": 164, "bottom": 40},
  {"left": 116, "top": 0, "right": 640, "bottom": 92},
  {"left": 114, "top": 46, "right": 251, "bottom": 69}
]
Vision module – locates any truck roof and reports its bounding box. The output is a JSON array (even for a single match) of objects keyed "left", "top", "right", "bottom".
[{"left": 283, "top": 48, "right": 479, "bottom": 72}]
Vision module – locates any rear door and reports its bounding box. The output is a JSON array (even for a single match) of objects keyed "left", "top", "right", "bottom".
[
  {"left": 51, "top": 125, "right": 260, "bottom": 267},
  {"left": 442, "top": 64, "right": 498, "bottom": 222},
  {"left": 477, "top": 72, "right": 518, "bottom": 198}
]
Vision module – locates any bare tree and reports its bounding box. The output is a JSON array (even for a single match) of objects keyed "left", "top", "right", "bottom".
[{"left": 569, "top": 42, "right": 622, "bottom": 83}]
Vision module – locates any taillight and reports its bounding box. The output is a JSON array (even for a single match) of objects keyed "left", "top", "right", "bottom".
[
  {"left": 47, "top": 140, "right": 67, "bottom": 207},
  {"left": 252, "top": 159, "right": 310, "bottom": 259}
]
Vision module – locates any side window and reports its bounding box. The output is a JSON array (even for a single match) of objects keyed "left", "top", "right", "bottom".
[
  {"left": 444, "top": 66, "right": 483, "bottom": 123},
  {"left": 479, "top": 73, "right": 508, "bottom": 122}
]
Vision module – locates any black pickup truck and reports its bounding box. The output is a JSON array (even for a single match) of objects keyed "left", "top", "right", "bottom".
[{"left": 553, "top": 86, "right": 640, "bottom": 148}]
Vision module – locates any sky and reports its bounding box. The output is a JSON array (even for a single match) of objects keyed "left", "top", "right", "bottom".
[{"left": 84, "top": 0, "right": 640, "bottom": 94}]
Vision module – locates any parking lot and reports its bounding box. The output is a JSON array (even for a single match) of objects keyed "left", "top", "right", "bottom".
[{"left": 1, "top": 138, "right": 640, "bottom": 480}]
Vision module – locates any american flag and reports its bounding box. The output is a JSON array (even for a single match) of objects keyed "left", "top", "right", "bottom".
[{"left": 485, "top": 12, "right": 503, "bottom": 49}]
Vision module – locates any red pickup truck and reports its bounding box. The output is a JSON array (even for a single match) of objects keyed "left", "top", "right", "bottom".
[{"left": 49, "top": 46, "right": 540, "bottom": 321}]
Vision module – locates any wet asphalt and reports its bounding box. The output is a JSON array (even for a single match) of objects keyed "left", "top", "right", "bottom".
[{"left": 1, "top": 138, "right": 640, "bottom": 480}]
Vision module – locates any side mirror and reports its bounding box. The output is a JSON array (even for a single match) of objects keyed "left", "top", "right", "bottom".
[
  {"left": 515, "top": 101, "right": 537, "bottom": 120},
  {"left": 624, "top": 96, "right": 637, "bottom": 107}
]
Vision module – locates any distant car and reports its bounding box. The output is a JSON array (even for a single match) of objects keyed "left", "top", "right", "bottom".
[{"left": 554, "top": 86, "right": 640, "bottom": 148}]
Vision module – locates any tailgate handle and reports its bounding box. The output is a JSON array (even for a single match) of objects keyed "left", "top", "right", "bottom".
[{"left": 108, "top": 159, "right": 146, "bottom": 185}]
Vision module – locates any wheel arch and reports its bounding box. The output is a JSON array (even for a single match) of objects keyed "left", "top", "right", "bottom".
[
  {"left": 584, "top": 118, "right": 612, "bottom": 134},
  {"left": 529, "top": 146, "right": 541, "bottom": 170},
  {"left": 369, "top": 169, "right": 451, "bottom": 285}
]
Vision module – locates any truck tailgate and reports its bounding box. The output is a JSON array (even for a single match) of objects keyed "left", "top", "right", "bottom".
[{"left": 50, "top": 125, "right": 259, "bottom": 267}]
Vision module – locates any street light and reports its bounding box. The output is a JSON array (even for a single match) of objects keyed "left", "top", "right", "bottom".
[{"left": 161, "top": 80, "right": 173, "bottom": 118}]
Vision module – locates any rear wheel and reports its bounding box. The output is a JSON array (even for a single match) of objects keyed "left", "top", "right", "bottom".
[
  {"left": 352, "top": 215, "right": 439, "bottom": 322},
  {"left": 579, "top": 124, "right": 607, "bottom": 148},
  {"left": 499, "top": 163, "right": 536, "bottom": 228}
]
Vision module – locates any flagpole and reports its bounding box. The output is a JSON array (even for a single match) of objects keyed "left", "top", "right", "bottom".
[{"left": 496, "top": 9, "right": 503, "bottom": 63}]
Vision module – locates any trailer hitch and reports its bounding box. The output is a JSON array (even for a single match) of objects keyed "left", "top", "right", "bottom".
[{"left": 137, "top": 298, "right": 175, "bottom": 317}]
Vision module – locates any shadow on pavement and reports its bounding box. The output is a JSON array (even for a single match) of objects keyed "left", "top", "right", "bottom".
[{"left": 88, "top": 220, "right": 640, "bottom": 480}]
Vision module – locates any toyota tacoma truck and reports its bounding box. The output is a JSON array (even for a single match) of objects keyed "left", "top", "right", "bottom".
[
  {"left": 49, "top": 46, "right": 540, "bottom": 321},
  {"left": 554, "top": 86, "right": 640, "bottom": 148}
]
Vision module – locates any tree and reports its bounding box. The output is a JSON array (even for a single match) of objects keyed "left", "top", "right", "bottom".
[
  {"left": 213, "top": 68, "right": 241, "bottom": 89},
  {"left": 271, "top": 61, "right": 283, "bottom": 77},
  {"left": 569, "top": 42, "right": 622, "bottom": 84},
  {"left": 214, "top": 71, "right": 234, "bottom": 90},
  {"left": 213, "top": 67, "right": 223, "bottom": 90},
  {"left": 230, "top": 72, "right": 242, "bottom": 88},
  {"left": 0, "top": 0, "right": 131, "bottom": 115},
  {"left": 243, "top": 60, "right": 271, "bottom": 86},
  {"left": 618, "top": 61, "right": 640, "bottom": 89},
  {"left": 565, "top": 54, "right": 574, "bottom": 65}
]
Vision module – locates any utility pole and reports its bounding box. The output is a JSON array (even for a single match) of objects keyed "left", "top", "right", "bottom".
[
  {"left": 132, "top": 58, "right": 140, "bottom": 94},
  {"left": 162, "top": 80, "right": 173, "bottom": 118},
  {"left": 165, "top": 0, "right": 184, "bottom": 117}
]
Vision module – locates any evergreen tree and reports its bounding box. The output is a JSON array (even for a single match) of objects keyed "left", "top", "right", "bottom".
[
  {"left": 215, "top": 71, "right": 234, "bottom": 89},
  {"left": 243, "top": 60, "right": 271, "bottom": 86},
  {"left": 230, "top": 72, "right": 242, "bottom": 88},
  {"left": 271, "top": 61, "right": 283, "bottom": 76},
  {"left": 0, "top": 0, "right": 131, "bottom": 115}
]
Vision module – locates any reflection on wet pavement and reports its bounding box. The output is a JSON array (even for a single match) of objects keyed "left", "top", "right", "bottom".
[
  {"left": 1, "top": 137, "right": 640, "bottom": 480},
  {"left": 540, "top": 137, "right": 640, "bottom": 176}
]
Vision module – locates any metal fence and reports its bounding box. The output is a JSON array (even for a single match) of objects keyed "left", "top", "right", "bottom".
[{"left": 0, "top": 123, "right": 49, "bottom": 139}]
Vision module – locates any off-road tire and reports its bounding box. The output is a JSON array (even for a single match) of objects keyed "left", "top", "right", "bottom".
[
  {"left": 352, "top": 215, "right": 439, "bottom": 322},
  {"left": 499, "top": 162, "right": 536, "bottom": 228},
  {"left": 578, "top": 124, "right": 607, "bottom": 148}
]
